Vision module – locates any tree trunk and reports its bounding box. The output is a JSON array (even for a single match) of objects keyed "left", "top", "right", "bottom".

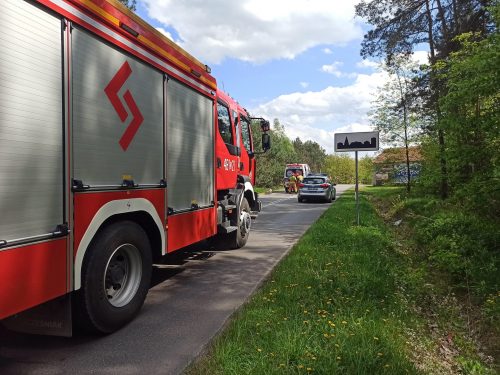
[
  {"left": 425, "top": 0, "right": 448, "bottom": 199},
  {"left": 404, "top": 108, "right": 411, "bottom": 193},
  {"left": 395, "top": 68, "right": 412, "bottom": 193}
]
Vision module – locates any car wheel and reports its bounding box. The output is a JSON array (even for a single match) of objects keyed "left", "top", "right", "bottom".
[
  {"left": 298, "top": 197, "right": 303, "bottom": 203},
  {"left": 230, "top": 197, "right": 251, "bottom": 249},
  {"left": 332, "top": 191, "right": 336, "bottom": 201},
  {"left": 75, "top": 221, "right": 152, "bottom": 334},
  {"left": 285, "top": 187, "right": 289, "bottom": 193}
]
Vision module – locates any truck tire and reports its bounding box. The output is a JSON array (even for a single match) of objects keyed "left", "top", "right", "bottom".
[
  {"left": 230, "top": 197, "right": 251, "bottom": 249},
  {"left": 75, "top": 221, "right": 152, "bottom": 334}
]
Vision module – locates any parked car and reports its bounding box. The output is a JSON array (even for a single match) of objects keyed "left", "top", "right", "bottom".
[{"left": 297, "top": 175, "right": 336, "bottom": 203}]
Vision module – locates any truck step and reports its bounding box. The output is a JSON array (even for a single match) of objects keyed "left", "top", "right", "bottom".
[{"left": 218, "top": 225, "right": 237, "bottom": 234}]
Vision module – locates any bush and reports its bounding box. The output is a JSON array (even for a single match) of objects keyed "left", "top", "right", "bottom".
[{"left": 414, "top": 211, "right": 499, "bottom": 298}]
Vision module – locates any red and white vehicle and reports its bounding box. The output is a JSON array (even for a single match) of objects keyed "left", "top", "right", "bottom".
[
  {"left": 283, "top": 163, "right": 311, "bottom": 193},
  {"left": 0, "top": 0, "right": 269, "bottom": 336}
]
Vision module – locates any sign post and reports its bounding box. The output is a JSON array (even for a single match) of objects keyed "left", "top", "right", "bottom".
[
  {"left": 334, "top": 131, "right": 379, "bottom": 225},
  {"left": 355, "top": 150, "right": 359, "bottom": 225}
]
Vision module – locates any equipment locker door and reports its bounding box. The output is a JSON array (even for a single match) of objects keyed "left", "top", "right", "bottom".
[
  {"left": 0, "top": 0, "right": 68, "bottom": 322},
  {"left": 71, "top": 27, "right": 164, "bottom": 187},
  {"left": 0, "top": 0, "right": 65, "bottom": 243},
  {"left": 166, "top": 79, "right": 214, "bottom": 212}
]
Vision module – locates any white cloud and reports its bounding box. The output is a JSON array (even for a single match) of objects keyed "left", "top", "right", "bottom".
[
  {"left": 300, "top": 82, "right": 309, "bottom": 88},
  {"left": 412, "top": 50, "right": 429, "bottom": 65},
  {"left": 322, "top": 48, "right": 333, "bottom": 54},
  {"left": 155, "top": 27, "right": 175, "bottom": 41},
  {"left": 321, "top": 61, "right": 344, "bottom": 77},
  {"left": 142, "top": 0, "right": 363, "bottom": 64},
  {"left": 356, "top": 59, "right": 379, "bottom": 69},
  {"left": 251, "top": 72, "right": 388, "bottom": 153},
  {"left": 321, "top": 61, "right": 357, "bottom": 79}
]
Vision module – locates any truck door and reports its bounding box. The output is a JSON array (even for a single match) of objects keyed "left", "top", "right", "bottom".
[
  {"left": 215, "top": 101, "right": 238, "bottom": 190},
  {"left": 239, "top": 115, "right": 255, "bottom": 185}
]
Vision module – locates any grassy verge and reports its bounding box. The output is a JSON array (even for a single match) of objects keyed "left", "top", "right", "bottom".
[
  {"left": 187, "top": 187, "right": 497, "bottom": 374},
  {"left": 364, "top": 186, "right": 498, "bottom": 374}
]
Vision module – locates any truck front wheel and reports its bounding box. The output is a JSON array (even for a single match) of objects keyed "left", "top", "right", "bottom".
[
  {"left": 75, "top": 221, "right": 152, "bottom": 334},
  {"left": 230, "top": 197, "right": 251, "bottom": 249}
]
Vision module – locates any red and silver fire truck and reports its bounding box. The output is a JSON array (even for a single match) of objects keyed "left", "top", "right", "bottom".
[{"left": 0, "top": 0, "right": 270, "bottom": 336}]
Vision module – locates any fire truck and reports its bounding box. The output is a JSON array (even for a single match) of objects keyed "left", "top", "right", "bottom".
[{"left": 0, "top": 0, "right": 270, "bottom": 336}]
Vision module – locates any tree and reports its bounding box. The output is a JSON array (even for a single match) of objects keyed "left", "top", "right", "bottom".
[
  {"left": 437, "top": 26, "right": 500, "bottom": 216},
  {"left": 292, "top": 138, "right": 327, "bottom": 173},
  {"left": 371, "top": 56, "right": 422, "bottom": 192},
  {"left": 324, "top": 154, "right": 355, "bottom": 184},
  {"left": 252, "top": 119, "right": 297, "bottom": 188},
  {"left": 359, "top": 155, "right": 374, "bottom": 185},
  {"left": 117, "top": 0, "right": 137, "bottom": 11},
  {"left": 356, "top": 0, "right": 495, "bottom": 199}
]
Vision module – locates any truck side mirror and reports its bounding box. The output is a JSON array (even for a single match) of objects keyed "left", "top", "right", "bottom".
[
  {"left": 262, "top": 133, "right": 271, "bottom": 152},
  {"left": 260, "top": 120, "right": 270, "bottom": 132}
]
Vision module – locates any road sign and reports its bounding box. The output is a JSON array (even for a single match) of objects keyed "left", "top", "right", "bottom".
[
  {"left": 334, "top": 131, "right": 379, "bottom": 225},
  {"left": 334, "top": 131, "right": 379, "bottom": 152}
]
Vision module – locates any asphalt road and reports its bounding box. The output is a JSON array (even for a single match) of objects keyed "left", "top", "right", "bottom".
[{"left": 0, "top": 185, "right": 353, "bottom": 375}]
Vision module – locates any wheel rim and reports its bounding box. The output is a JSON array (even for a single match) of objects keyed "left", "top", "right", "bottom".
[
  {"left": 104, "top": 243, "right": 142, "bottom": 308},
  {"left": 239, "top": 208, "right": 251, "bottom": 238}
]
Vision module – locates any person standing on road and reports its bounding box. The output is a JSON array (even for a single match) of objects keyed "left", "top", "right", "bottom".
[
  {"left": 296, "top": 171, "right": 304, "bottom": 186},
  {"left": 288, "top": 173, "right": 297, "bottom": 193}
]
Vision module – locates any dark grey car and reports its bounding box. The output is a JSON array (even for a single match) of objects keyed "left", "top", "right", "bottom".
[{"left": 297, "top": 175, "right": 336, "bottom": 203}]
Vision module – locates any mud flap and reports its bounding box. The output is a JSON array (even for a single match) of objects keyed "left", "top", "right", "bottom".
[{"left": 2, "top": 294, "right": 72, "bottom": 337}]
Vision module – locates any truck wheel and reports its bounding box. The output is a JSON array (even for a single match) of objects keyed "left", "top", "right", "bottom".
[
  {"left": 75, "top": 221, "right": 152, "bottom": 334},
  {"left": 231, "top": 197, "right": 251, "bottom": 249}
]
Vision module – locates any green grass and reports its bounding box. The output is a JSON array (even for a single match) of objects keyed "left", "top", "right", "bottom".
[
  {"left": 188, "top": 187, "right": 498, "bottom": 374},
  {"left": 188, "top": 190, "right": 421, "bottom": 374}
]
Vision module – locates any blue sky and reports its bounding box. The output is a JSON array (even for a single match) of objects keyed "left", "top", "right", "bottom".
[{"left": 135, "top": 1, "right": 427, "bottom": 154}]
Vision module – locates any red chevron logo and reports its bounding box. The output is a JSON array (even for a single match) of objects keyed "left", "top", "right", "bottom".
[{"left": 104, "top": 61, "right": 144, "bottom": 151}]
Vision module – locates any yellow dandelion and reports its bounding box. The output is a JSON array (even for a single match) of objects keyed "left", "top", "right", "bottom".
[
  {"left": 373, "top": 337, "right": 379, "bottom": 340},
  {"left": 336, "top": 356, "right": 341, "bottom": 360},
  {"left": 298, "top": 364, "right": 304, "bottom": 369},
  {"left": 307, "top": 368, "right": 313, "bottom": 372},
  {"left": 341, "top": 320, "right": 347, "bottom": 324},
  {"left": 257, "top": 348, "right": 262, "bottom": 352},
  {"left": 377, "top": 352, "right": 383, "bottom": 356},
  {"left": 323, "top": 333, "right": 329, "bottom": 338}
]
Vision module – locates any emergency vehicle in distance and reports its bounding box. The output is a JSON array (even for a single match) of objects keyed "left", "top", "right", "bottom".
[
  {"left": 283, "top": 163, "right": 311, "bottom": 193},
  {"left": 0, "top": 0, "right": 270, "bottom": 336}
]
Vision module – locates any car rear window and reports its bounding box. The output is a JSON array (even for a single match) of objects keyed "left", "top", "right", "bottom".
[{"left": 303, "top": 178, "right": 325, "bottom": 184}]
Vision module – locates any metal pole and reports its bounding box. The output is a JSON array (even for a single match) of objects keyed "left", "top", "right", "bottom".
[{"left": 355, "top": 151, "right": 359, "bottom": 225}]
